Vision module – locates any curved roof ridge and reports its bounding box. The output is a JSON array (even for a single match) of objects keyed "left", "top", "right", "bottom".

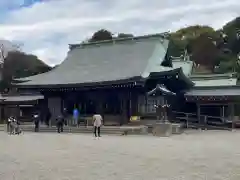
[{"left": 69, "top": 32, "right": 170, "bottom": 50}]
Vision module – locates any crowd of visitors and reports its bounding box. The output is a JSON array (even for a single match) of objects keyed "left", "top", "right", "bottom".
[{"left": 7, "top": 107, "right": 103, "bottom": 137}]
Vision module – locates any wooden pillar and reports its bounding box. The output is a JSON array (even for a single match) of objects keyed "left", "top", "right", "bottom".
[
  {"left": 0, "top": 104, "right": 2, "bottom": 123},
  {"left": 222, "top": 105, "right": 225, "bottom": 123},
  {"left": 197, "top": 103, "right": 201, "bottom": 128},
  {"left": 130, "top": 91, "right": 138, "bottom": 116},
  {"left": 156, "top": 106, "right": 161, "bottom": 120},
  {"left": 145, "top": 95, "right": 148, "bottom": 114},
  {"left": 119, "top": 92, "right": 128, "bottom": 125},
  {"left": 230, "top": 103, "right": 235, "bottom": 130}
]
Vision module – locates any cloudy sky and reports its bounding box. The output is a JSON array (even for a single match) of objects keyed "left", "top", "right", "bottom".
[{"left": 0, "top": 0, "right": 240, "bottom": 66}]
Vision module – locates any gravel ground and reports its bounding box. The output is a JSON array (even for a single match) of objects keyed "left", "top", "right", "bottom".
[{"left": 1, "top": 130, "right": 240, "bottom": 180}]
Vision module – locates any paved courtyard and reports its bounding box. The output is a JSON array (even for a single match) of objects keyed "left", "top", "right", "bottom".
[{"left": 1, "top": 131, "right": 240, "bottom": 180}]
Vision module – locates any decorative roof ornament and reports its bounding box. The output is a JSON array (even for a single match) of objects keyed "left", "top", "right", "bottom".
[{"left": 147, "top": 84, "right": 176, "bottom": 96}]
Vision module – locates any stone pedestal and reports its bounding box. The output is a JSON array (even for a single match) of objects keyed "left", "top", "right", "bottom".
[
  {"left": 172, "top": 123, "right": 184, "bottom": 134},
  {"left": 140, "top": 126, "right": 148, "bottom": 135},
  {"left": 152, "top": 122, "right": 172, "bottom": 137}
]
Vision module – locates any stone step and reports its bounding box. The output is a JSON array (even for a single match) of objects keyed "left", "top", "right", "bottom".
[
  {"left": 19, "top": 127, "right": 123, "bottom": 134},
  {"left": 0, "top": 124, "right": 148, "bottom": 135},
  {"left": 25, "top": 129, "right": 122, "bottom": 135}
]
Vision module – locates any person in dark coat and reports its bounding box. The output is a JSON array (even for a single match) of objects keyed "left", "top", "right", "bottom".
[
  {"left": 56, "top": 115, "right": 65, "bottom": 133},
  {"left": 33, "top": 113, "right": 40, "bottom": 132},
  {"left": 63, "top": 108, "right": 68, "bottom": 126}
]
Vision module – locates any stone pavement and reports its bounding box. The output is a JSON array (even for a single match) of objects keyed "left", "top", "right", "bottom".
[{"left": 1, "top": 131, "right": 240, "bottom": 180}]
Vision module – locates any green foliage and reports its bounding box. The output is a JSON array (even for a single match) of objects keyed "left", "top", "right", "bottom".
[
  {"left": 222, "top": 17, "right": 240, "bottom": 55},
  {"left": 89, "top": 29, "right": 113, "bottom": 42},
  {"left": 0, "top": 51, "right": 51, "bottom": 91},
  {"left": 89, "top": 19, "right": 240, "bottom": 77},
  {"left": 169, "top": 19, "right": 240, "bottom": 76},
  {"left": 89, "top": 30, "right": 134, "bottom": 42},
  {"left": 215, "top": 53, "right": 236, "bottom": 73},
  {"left": 190, "top": 33, "right": 219, "bottom": 70},
  {"left": 169, "top": 25, "right": 217, "bottom": 57}
]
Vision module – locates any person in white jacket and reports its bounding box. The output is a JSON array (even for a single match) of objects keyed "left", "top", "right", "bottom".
[{"left": 93, "top": 114, "right": 103, "bottom": 138}]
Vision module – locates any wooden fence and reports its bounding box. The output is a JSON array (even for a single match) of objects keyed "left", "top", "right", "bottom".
[{"left": 172, "top": 111, "right": 239, "bottom": 130}]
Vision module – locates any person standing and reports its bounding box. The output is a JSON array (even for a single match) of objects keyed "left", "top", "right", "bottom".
[
  {"left": 63, "top": 107, "right": 68, "bottom": 125},
  {"left": 93, "top": 114, "right": 103, "bottom": 139},
  {"left": 7, "top": 116, "right": 14, "bottom": 134},
  {"left": 7, "top": 116, "right": 12, "bottom": 133},
  {"left": 73, "top": 107, "right": 79, "bottom": 126},
  {"left": 33, "top": 113, "right": 40, "bottom": 132}
]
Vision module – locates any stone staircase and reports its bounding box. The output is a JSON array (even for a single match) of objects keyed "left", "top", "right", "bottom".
[{"left": 0, "top": 124, "right": 148, "bottom": 135}]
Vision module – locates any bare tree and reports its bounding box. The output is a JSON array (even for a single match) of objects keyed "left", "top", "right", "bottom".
[{"left": 0, "top": 43, "right": 21, "bottom": 81}]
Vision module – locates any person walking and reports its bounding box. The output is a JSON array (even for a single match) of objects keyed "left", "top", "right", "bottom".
[
  {"left": 93, "top": 114, "right": 103, "bottom": 139},
  {"left": 56, "top": 115, "right": 64, "bottom": 133}
]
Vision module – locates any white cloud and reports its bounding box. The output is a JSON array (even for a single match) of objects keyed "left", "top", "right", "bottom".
[{"left": 0, "top": 0, "right": 240, "bottom": 65}]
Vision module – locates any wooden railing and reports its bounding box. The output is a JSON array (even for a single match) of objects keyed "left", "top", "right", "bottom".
[{"left": 172, "top": 111, "right": 237, "bottom": 130}]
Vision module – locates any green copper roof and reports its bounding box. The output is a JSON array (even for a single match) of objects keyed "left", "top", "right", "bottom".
[
  {"left": 185, "top": 87, "right": 240, "bottom": 96},
  {"left": 172, "top": 60, "right": 193, "bottom": 77},
  {"left": 190, "top": 73, "right": 237, "bottom": 87},
  {"left": 190, "top": 72, "right": 236, "bottom": 80},
  {"left": 16, "top": 33, "right": 172, "bottom": 87},
  {"left": 193, "top": 78, "right": 237, "bottom": 87}
]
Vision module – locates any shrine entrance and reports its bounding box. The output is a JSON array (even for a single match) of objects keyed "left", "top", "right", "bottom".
[{"left": 147, "top": 84, "right": 176, "bottom": 121}]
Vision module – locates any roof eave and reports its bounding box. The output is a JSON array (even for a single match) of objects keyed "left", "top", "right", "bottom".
[
  {"left": 148, "top": 68, "right": 194, "bottom": 87},
  {"left": 15, "top": 76, "right": 145, "bottom": 89}
]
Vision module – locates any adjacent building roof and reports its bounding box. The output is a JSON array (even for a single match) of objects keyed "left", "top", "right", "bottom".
[
  {"left": 0, "top": 94, "right": 44, "bottom": 102},
  {"left": 190, "top": 73, "right": 237, "bottom": 87},
  {"left": 16, "top": 33, "right": 177, "bottom": 88},
  {"left": 185, "top": 87, "right": 240, "bottom": 97},
  {"left": 172, "top": 60, "right": 193, "bottom": 77},
  {"left": 169, "top": 54, "right": 193, "bottom": 77}
]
